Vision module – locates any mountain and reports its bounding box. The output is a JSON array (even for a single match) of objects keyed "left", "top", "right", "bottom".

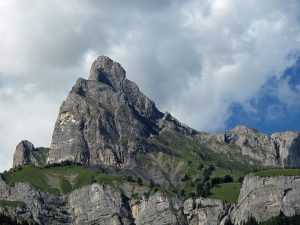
[
  {"left": 198, "top": 125, "right": 300, "bottom": 167},
  {"left": 1, "top": 56, "right": 300, "bottom": 225},
  {"left": 14, "top": 56, "right": 300, "bottom": 170},
  {"left": 48, "top": 55, "right": 195, "bottom": 167}
]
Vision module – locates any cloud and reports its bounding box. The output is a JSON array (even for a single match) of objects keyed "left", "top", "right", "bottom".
[{"left": 1, "top": 0, "right": 300, "bottom": 171}]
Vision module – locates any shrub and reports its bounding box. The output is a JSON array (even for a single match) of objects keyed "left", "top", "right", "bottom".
[
  {"left": 150, "top": 179, "right": 155, "bottom": 188},
  {"left": 197, "top": 164, "right": 204, "bottom": 171},
  {"left": 137, "top": 177, "right": 143, "bottom": 186},
  {"left": 224, "top": 175, "right": 234, "bottom": 183}
]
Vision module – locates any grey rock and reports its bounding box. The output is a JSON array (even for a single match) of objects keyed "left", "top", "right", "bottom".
[
  {"left": 231, "top": 174, "right": 300, "bottom": 224},
  {"left": 184, "top": 197, "right": 230, "bottom": 225},
  {"left": 48, "top": 56, "right": 195, "bottom": 167},
  {"left": 198, "top": 125, "right": 300, "bottom": 167},
  {"left": 0, "top": 179, "right": 70, "bottom": 224},
  {"left": 130, "top": 192, "right": 186, "bottom": 225},
  {"left": 271, "top": 132, "right": 300, "bottom": 167},
  {"left": 0, "top": 175, "right": 10, "bottom": 199},
  {"left": 68, "top": 183, "right": 132, "bottom": 225},
  {"left": 1, "top": 179, "right": 186, "bottom": 225},
  {"left": 13, "top": 140, "right": 35, "bottom": 167},
  {"left": 13, "top": 140, "right": 48, "bottom": 168}
]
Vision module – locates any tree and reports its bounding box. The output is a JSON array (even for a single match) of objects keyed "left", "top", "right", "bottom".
[
  {"left": 197, "top": 164, "right": 204, "bottom": 171},
  {"left": 137, "top": 177, "right": 143, "bottom": 186},
  {"left": 182, "top": 174, "right": 190, "bottom": 181},
  {"left": 150, "top": 179, "right": 155, "bottom": 188},
  {"left": 126, "top": 175, "right": 134, "bottom": 182},
  {"left": 243, "top": 215, "right": 258, "bottom": 225},
  {"left": 224, "top": 217, "right": 234, "bottom": 225},
  {"left": 224, "top": 175, "right": 233, "bottom": 183}
]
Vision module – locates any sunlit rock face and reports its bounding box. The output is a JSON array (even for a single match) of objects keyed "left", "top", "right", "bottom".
[
  {"left": 231, "top": 174, "right": 300, "bottom": 224},
  {"left": 198, "top": 125, "right": 300, "bottom": 167},
  {"left": 47, "top": 56, "right": 195, "bottom": 167}
]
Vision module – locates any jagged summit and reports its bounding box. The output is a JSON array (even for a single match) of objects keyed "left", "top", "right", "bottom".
[
  {"left": 13, "top": 140, "right": 48, "bottom": 168},
  {"left": 13, "top": 140, "right": 35, "bottom": 168},
  {"left": 89, "top": 55, "right": 126, "bottom": 90},
  {"left": 11, "top": 56, "right": 300, "bottom": 169},
  {"left": 5, "top": 56, "right": 300, "bottom": 225},
  {"left": 47, "top": 56, "right": 195, "bottom": 167}
]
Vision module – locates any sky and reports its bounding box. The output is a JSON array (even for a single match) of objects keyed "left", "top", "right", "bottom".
[{"left": 1, "top": 0, "right": 300, "bottom": 172}]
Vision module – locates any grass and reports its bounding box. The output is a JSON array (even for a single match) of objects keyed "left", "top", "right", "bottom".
[
  {"left": 144, "top": 131, "right": 259, "bottom": 199},
  {"left": 1, "top": 164, "right": 155, "bottom": 201},
  {"left": 1, "top": 165, "right": 123, "bottom": 195},
  {"left": 60, "top": 177, "right": 72, "bottom": 194},
  {"left": 0, "top": 130, "right": 276, "bottom": 204},
  {"left": 0, "top": 199, "right": 26, "bottom": 207},
  {"left": 254, "top": 168, "right": 300, "bottom": 177},
  {"left": 209, "top": 182, "right": 242, "bottom": 203}
]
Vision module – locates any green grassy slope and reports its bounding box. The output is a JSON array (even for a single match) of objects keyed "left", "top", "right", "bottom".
[
  {"left": 209, "top": 183, "right": 242, "bottom": 203},
  {"left": 254, "top": 168, "right": 300, "bottom": 177},
  {"left": 1, "top": 164, "right": 160, "bottom": 199},
  {"left": 0, "top": 199, "right": 26, "bottom": 207},
  {"left": 1, "top": 165, "right": 122, "bottom": 195},
  {"left": 139, "top": 131, "right": 262, "bottom": 202},
  {"left": 3, "top": 131, "right": 291, "bottom": 204}
]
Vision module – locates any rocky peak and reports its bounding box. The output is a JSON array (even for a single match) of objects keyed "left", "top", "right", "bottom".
[
  {"left": 47, "top": 56, "right": 195, "bottom": 167},
  {"left": 13, "top": 140, "right": 35, "bottom": 167},
  {"left": 230, "top": 125, "right": 260, "bottom": 135},
  {"left": 13, "top": 140, "right": 49, "bottom": 168},
  {"left": 89, "top": 55, "right": 126, "bottom": 90}
]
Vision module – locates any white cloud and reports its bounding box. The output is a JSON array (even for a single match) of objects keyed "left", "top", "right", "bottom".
[{"left": 1, "top": 0, "right": 300, "bottom": 172}]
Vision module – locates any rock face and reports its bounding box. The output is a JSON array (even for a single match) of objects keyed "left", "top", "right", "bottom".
[
  {"left": 16, "top": 56, "right": 298, "bottom": 169},
  {"left": 0, "top": 176, "right": 69, "bottom": 224},
  {"left": 131, "top": 192, "right": 185, "bottom": 225},
  {"left": 3, "top": 172, "right": 300, "bottom": 225},
  {"left": 198, "top": 125, "right": 300, "bottom": 167},
  {"left": 13, "top": 140, "right": 35, "bottom": 167},
  {"left": 0, "top": 175, "right": 132, "bottom": 225},
  {"left": 184, "top": 197, "right": 230, "bottom": 225},
  {"left": 68, "top": 183, "right": 133, "bottom": 225},
  {"left": 271, "top": 132, "right": 300, "bottom": 167},
  {"left": 231, "top": 174, "right": 300, "bottom": 224},
  {"left": 13, "top": 140, "right": 48, "bottom": 168},
  {"left": 0, "top": 175, "right": 186, "bottom": 225},
  {"left": 47, "top": 56, "right": 195, "bottom": 167}
]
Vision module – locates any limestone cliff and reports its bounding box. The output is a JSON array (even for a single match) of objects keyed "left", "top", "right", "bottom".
[
  {"left": 13, "top": 140, "right": 48, "bottom": 168},
  {"left": 3, "top": 171, "right": 300, "bottom": 225},
  {"left": 0, "top": 174, "right": 185, "bottom": 225},
  {"left": 230, "top": 174, "right": 300, "bottom": 224},
  {"left": 184, "top": 197, "right": 230, "bottom": 225}
]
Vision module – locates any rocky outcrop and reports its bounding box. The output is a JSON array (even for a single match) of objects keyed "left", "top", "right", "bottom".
[
  {"left": 231, "top": 174, "right": 300, "bottom": 224},
  {"left": 0, "top": 175, "right": 69, "bottom": 224},
  {"left": 47, "top": 56, "right": 195, "bottom": 167},
  {"left": 271, "top": 132, "right": 300, "bottom": 167},
  {"left": 13, "top": 140, "right": 48, "bottom": 168},
  {"left": 198, "top": 125, "right": 300, "bottom": 167},
  {"left": 184, "top": 198, "right": 230, "bottom": 225},
  {"left": 68, "top": 183, "right": 133, "bottom": 225},
  {"left": 131, "top": 192, "right": 186, "bottom": 225},
  {"left": 1, "top": 176, "right": 133, "bottom": 225},
  {"left": 1, "top": 175, "right": 185, "bottom": 225}
]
